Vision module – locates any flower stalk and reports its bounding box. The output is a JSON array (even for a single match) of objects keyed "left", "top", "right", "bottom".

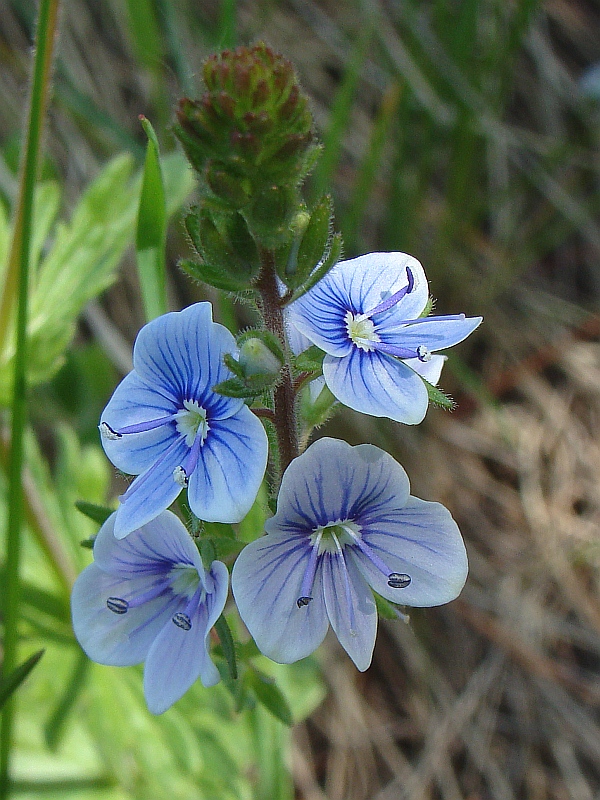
[
  {"left": 0, "top": 0, "right": 61, "bottom": 796},
  {"left": 256, "top": 248, "right": 299, "bottom": 478}
]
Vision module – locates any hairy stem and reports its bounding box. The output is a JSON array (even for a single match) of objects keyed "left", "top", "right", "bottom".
[{"left": 256, "top": 249, "right": 298, "bottom": 480}]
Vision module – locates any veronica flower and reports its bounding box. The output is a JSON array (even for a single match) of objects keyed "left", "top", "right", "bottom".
[
  {"left": 71, "top": 510, "right": 228, "bottom": 714},
  {"left": 287, "top": 252, "right": 482, "bottom": 424},
  {"left": 100, "top": 302, "right": 268, "bottom": 538},
  {"left": 232, "top": 437, "right": 467, "bottom": 670}
]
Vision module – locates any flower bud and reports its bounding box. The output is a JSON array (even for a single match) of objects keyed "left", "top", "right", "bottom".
[{"left": 239, "top": 338, "right": 283, "bottom": 378}]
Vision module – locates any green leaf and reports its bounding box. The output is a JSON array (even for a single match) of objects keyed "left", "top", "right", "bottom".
[
  {"left": 179, "top": 258, "right": 253, "bottom": 293},
  {"left": 0, "top": 650, "right": 44, "bottom": 709},
  {"left": 136, "top": 116, "right": 167, "bottom": 321},
  {"left": 44, "top": 650, "right": 89, "bottom": 751},
  {"left": 246, "top": 667, "right": 293, "bottom": 727},
  {"left": 215, "top": 616, "right": 238, "bottom": 681},
  {"left": 75, "top": 500, "right": 114, "bottom": 526}
]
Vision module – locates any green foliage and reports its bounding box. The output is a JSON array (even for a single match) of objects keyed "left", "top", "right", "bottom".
[
  {"left": 0, "top": 650, "right": 44, "bottom": 710},
  {"left": 0, "top": 152, "right": 194, "bottom": 405},
  {"left": 246, "top": 667, "right": 293, "bottom": 727},
  {"left": 136, "top": 117, "right": 168, "bottom": 321}
]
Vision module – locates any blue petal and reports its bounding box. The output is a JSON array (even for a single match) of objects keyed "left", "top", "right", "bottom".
[
  {"left": 323, "top": 348, "right": 429, "bottom": 424},
  {"left": 188, "top": 407, "right": 268, "bottom": 523},
  {"left": 143, "top": 561, "right": 228, "bottom": 714},
  {"left": 113, "top": 437, "right": 189, "bottom": 538},
  {"left": 322, "top": 552, "right": 377, "bottom": 671},
  {"left": 381, "top": 315, "right": 482, "bottom": 352},
  {"left": 231, "top": 532, "right": 329, "bottom": 664},
  {"left": 403, "top": 354, "right": 446, "bottom": 386},
  {"left": 353, "top": 497, "right": 468, "bottom": 606},
  {"left": 100, "top": 372, "right": 178, "bottom": 475},
  {"left": 289, "top": 253, "right": 429, "bottom": 358},
  {"left": 268, "top": 438, "right": 410, "bottom": 533},
  {"left": 340, "top": 252, "right": 429, "bottom": 320},
  {"left": 132, "top": 302, "right": 243, "bottom": 419},
  {"left": 71, "top": 564, "right": 182, "bottom": 666},
  {"left": 288, "top": 277, "right": 352, "bottom": 357},
  {"left": 93, "top": 511, "right": 203, "bottom": 577}
]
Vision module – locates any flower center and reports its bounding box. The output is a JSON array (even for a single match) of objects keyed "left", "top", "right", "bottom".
[
  {"left": 106, "top": 562, "right": 204, "bottom": 632},
  {"left": 175, "top": 400, "right": 210, "bottom": 447},
  {"left": 168, "top": 564, "right": 202, "bottom": 598},
  {"left": 344, "top": 312, "right": 380, "bottom": 352},
  {"left": 311, "top": 521, "right": 358, "bottom": 552}
]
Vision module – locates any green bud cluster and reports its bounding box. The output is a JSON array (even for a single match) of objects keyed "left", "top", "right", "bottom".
[{"left": 174, "top": 43, "right": 341, "bottom": 295}]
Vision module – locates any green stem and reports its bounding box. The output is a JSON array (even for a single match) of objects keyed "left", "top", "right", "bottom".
[{"left": 0, "top": 1, "right": 60, "bottom": 797}]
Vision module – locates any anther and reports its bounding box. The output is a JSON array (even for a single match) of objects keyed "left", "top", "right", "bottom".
[
  {"left": 416, "top": 345, "right": 431, "bottom": 362},
  {"left": 172, "top": 612, "right": 192, "bottom": 630},
  {"left": 106, "top": 597, "right": 129, "bottom": 614},
  {"left": 388, "top": 573, "right": 411, "bottom": 589},
  {"left": 173, "top": 466, "right": 189, "bottom": 487},
  {"left": 100, "top": 422, "right": 122, "bottom": 440},
  {"left": 297, "top": 596, "right": 313, "bottom": 608}
]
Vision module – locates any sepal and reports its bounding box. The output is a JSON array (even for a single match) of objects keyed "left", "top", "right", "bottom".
[
  {"left": 293, "top": 344, "right": 325, "bottom": 374},
  {"left": 287, "top": 232, "right": 343, "bottom": 303},
  {"left": 423, "top": 378, "right": 455, "bottom": 411}
]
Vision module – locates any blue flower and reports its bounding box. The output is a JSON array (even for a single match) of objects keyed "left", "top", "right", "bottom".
[
  {"left": 71, "top": 510, "right": 228, "bottom": 714},
  {"left": 287, "top": 252, "right": 482, "bottom": 424},
  {"left": 232, "top": 437, "right": 468, "bottom": 671},
  {"left": 99, "top": 302, "right": 269, "bottom": 538}
]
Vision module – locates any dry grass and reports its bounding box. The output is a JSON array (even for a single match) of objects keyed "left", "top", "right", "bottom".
[{"left": 296, "top": 334, "right": 600, "bottom": 799}]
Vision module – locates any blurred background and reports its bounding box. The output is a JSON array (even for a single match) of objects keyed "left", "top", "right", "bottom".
[{"left": 2, "top": 0, "right": 600, "bottom": 798}]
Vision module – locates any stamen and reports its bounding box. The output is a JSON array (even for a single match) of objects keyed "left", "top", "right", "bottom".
[
  {"left": 100, "top": 415, "right": 176, "bottom": 439},
  {"left": 388, "top": 573, "right": 411, "bottom": 589},
  {"left": 100, "top": 422, "right": 122, "bottom": 440},
  {"left": 297, "top": 530, "right": 323, "bottom": 610},
  {"left": 416, "top": 345, "right": 431, "bottom": 362},
  {"left": 371, "top": 341, "right": 421, "bottom": 359},
  {"left": 106, "top": 597, "right": 129, "bottom": 614},
  {"left": 341, "top": 525, "right": 411, "bottom": 591},
  {"left": 172, "top": 425, "right": 204, "bottom": 487},
  {"left": 173, "top": 466, "right": 188, "bottom": 487},
  {"left": 172, "top": 612, "right": 192, "bottom": 630},
  {"left": 363, "top": 266, "right": 415, "bottom": 318}
]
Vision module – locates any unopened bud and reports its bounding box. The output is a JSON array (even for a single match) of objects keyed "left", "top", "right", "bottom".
[{"left": 239, "top": 338, "right": 282, "bottom": 377}]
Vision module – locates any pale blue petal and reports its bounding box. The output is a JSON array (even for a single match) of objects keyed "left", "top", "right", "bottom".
[
  {"left": 352, "top": 497, "right": 468, "bottom": 606},
  {"left": 232, "top": 532, "right": 329, "bottom": 664},
  {"left": 403, "top": 354, "right": 446, "bottom": 386},
  {"left": 100, "top": 372, "right": 179, "bottom": 475},
  {"left": 341, "top": 252, "right": 428, "bottom": 320},
  {"left": 381, "top": 315, "right": 482, "bottom": 352},
  {"left": 323, "top": 348, "right": 429, "bottom": 424},
  {"left": 285, "top": 316, "right": 313, "bottom": 356},
  {"left": 93, "top": 511, "right": 202, "bottom": 577},
  {"left": 113, "top": 438, "right": 189, "bottom": 538},
  {"left": 322, "top": 552, "right": 377, "bottom": 671},
  {"left": 143, "top": 561, "right": 228, "bottom": 714},
  {"left": 188, "top": 407, "right": 268, "bottom": 523},
  {"left": 289, "top": 253, "right": 428, "bottom": 358},
  {"left": 132, "top": 302, "right": 243, "bottom": 419},
  {"left": 71, "top": 564, "right": 182, "bottom": 666},
  {"left": 268, "top": 438, "right": 410, "bottom": 532},
  {"left": 288, "top": 277, "right": 352, "bottom": 357}
]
